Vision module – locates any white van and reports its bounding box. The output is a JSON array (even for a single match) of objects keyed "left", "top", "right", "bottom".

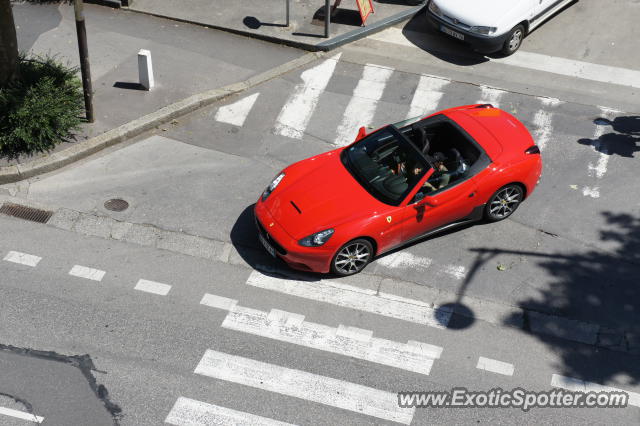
[{"left": 426, "top": 0, "right": 576, "bottom": 55}]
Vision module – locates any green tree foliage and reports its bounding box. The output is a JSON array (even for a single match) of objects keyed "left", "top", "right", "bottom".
[{"left": 0, "top": 55, "right": 84, "bottom": 159}]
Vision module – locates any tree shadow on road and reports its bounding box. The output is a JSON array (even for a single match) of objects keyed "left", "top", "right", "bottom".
[{"left": 472, "top": 211, "right": 640, "bottom": 385}]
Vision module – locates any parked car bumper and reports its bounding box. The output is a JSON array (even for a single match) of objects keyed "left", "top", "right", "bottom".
[{"left": 426, "top": 10, "right": 509, "bottom": 54}]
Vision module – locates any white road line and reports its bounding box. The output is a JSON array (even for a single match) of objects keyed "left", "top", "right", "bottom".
[
  {"left": 214, "top": 93, "right": 260, "bottom": 127},
  {"left": 245, "top": 271, "right": 453, "bottom": 328},
  {"left": 537, "top": 96, "right": 562, "bottom": 107},
  {"left": 165, "top": 397, "right": 294, "bottom": 426},
  {"left": 492, "top": 50, "right": 640, "bottom": 89},
  {"left": 68, "top": 265, "right": 105, "bottom": 282},
  {"left": 0, "top": 406, "right": 44, "bottom": 423},
  {"left": 134, "top": 279, "right": 171, "bottom": 296},
  {"left": 3, "top": 251, "right": 41, "bottom": 267},
  {"left": 221, "top": 305, "right": 441, "bottom": 375},
  {"left": 195, "top": 349, "right": 415, "bottom": 424},
  {"left": 441, "top": 264, "right": 466, "bottom": 280},
  {"left": 375, "top": 252, "right": 466, "bottom": 280},
  {"left": 476, "top": 85, "right": 505, "bottom": 108},
  {"left": 369, "top": 28, "right": 640, "bottom": 89},
  {"left": 334, "top": 64, "right": 394, "bottom": 146},
  {"left": 583, "top": 107, "right": 618, "bottom": 198},
  {"left": 406, "top": 74, "right": 449, "bottom": 119},
  {"left": 274, "top": 54, "right": 341, "bottom": 139},
  {"left": 582, "top": 187, "right": 600, "bottom": 198},
  {"left": 200, "top": 293, "right": 238, "bottom": 311},
  {"left": 376, "top": 252, "right": 432, "bottom": 269},
  {"left": 551, "top": 374, "right": 640, "bottom": 407},
  {"left": 476, "top": 357, "right": 514, "bottom": 376},
  {"left": 532, "top": 109, "right": 554, "bottom": 150},
  {"left": 587, "top": 107, "right": 618, "bottom": 179}
]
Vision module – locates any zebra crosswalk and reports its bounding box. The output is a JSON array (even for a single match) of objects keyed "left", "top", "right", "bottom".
[
  {"left": 159, "top": 54, "right": 640, "bottom": 425},
  {"left": 207, "top": 53, "right": 625, "bottom": 162}
]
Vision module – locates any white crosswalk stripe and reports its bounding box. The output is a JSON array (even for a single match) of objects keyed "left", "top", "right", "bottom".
[
  {"left": 375, "top": 252, "right": 467, "bottom": 280},
  {"left": 215, "top": 93, "right": 260, "bottom": 126},
  {"left": 219, "top": 304, "right": 442, "bottom": 375},
  {"left": 476, "top": 85, "right": 506, "bottom": 108},
  {"left": 194, "top": 349, "right": 415, "bottom": 424},
  {"left": 274, "top": 54, "right": 341, "bottom": 139},
  {"left": 532, "top": 109, "right": 554, "bottom": 151},
  {"left": 245, "top": 270, "right": 453, "bottom": 328},
  {"left": 165, "top": 397, "right": 295, "bottom": 426},
  {"left": 334, "top": 64, "right": 394, "bottom": 146},
  {"left": 406, "top": 74, "right": 449, "bottom": 119},
  {"left": 582, "top": 106, "right": 619, "bottom": 197}
]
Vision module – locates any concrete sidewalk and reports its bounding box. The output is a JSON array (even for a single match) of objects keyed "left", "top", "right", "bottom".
[
  {"left": 125, "top": 0, "right": 426, "bottom": 50},
  {"left": 3, "top": 2, "right": 304, "bottom": 170}
]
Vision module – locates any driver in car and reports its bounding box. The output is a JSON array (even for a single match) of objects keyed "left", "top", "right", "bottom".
[{"left": 422, "top": 152, "right": 450, "bottom": 192}]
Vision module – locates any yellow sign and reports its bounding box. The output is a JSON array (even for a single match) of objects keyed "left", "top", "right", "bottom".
[{"left": 386, "top": 216, "right": 392, "bottom": 223}]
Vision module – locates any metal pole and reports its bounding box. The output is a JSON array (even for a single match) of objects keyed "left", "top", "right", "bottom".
[
  {"left": 324, "top": 0, "right": 330, "bottom": 38},
  {"left": 74, "top": 0, "right": 94, "bottom": 123},
  {"left": 285, "top": 0, "right": 290, "bottom": 27}
]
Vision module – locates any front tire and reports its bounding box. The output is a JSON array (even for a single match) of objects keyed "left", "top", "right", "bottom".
[
  {"left": 484, "top": 184, "right": 524, "bottom": 222},
  {"left": 501, "top": 24, "right": 525, "bottom": 56},
  {"left": 331, "top": 238, "right": 373, "bottom": 276}
]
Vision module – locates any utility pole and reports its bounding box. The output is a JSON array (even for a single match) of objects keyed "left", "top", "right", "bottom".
[{"left": 74, "top": 0, "right": 94, "bottom": 123}]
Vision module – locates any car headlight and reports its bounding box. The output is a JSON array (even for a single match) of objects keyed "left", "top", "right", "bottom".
[
  {"left": 469, "top": 26, "right": 497, "bottom": 35},
  {"left": 299, "top": 229, "right": 334, "bottom": 247},
  {"left": 428, "top": 0, "right": 442, "bottom": 17},
  {"left": 262, "top": 172, "right": 285, "bottom": 201}
]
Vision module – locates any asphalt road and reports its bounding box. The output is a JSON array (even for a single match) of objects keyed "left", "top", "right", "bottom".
[
  {"left": 2, "top": 1, "right": 640, "bottom": 425},
  {"left": 0, "top": 214, "right": 639, "bottom": 425}
]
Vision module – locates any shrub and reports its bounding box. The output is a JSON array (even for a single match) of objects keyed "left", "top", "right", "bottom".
[{"left": 0, "top": 55, "right": 84, "bottom": 159}]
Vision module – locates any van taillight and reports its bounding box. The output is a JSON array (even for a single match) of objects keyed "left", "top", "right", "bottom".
[{"left": 525, "top": 145, "right": 540, "bottom": 154}]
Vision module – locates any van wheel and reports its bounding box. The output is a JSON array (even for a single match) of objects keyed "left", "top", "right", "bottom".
[{"left": 501, "top": 24, "right": 525, "bottom": 56}]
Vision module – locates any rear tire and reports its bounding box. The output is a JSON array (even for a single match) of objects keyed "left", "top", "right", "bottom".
[
  {"left": 331, "top": 238, "right": 374, "bottom": 276},
  {"left": 484, "top": 184, "right": 524, "bottom": 222},
  {"left": 501, "top": 24, "right": 525, "bottom": 56}
]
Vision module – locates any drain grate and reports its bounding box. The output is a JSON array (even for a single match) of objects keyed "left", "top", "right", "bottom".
[
  {"left": 0, "top": 203, "right": 53, "bottom": 223},
  {"left": 104, "top": 198, "right": 129, "bottom": 212}
]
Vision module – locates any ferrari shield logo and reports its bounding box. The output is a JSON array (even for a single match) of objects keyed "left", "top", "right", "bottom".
[
  {"left": 386, "top": 216, "right": 392, "bottom": 223},
  {"left": 269, "top": 222, "right": 274, "bottom": 227}
]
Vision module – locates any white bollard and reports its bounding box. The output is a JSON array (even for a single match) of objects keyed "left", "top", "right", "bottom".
[{"left": 137, "top": 49, "right": 154, "bottom": 90}]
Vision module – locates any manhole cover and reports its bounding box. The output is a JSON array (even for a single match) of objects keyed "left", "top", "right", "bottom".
[{"left": 104, "top": 199, "right": 129, "bottom": 212}]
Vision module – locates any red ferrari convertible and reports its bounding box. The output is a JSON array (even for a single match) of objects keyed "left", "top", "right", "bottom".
[{"left": 255, "top": 104, "right": 542, "bottom": 276}]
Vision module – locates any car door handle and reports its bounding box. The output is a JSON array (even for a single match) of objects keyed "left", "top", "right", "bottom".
[{"left": 468, "top": 191, "right": 475, "bottom": 198}]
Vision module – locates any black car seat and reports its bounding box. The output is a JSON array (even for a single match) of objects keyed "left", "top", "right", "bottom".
[{"left": 445, "top": 148, "right": 468, "bottom": 177}]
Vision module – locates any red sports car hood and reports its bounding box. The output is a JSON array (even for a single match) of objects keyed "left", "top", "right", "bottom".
[{"left": 263, "top": 150, "right": 381, "bottom": 239}]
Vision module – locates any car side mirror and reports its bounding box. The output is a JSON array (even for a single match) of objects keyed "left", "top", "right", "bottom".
[
  {"left": 356, "top": 126, "right": 367, "bottom": 141},
  {"left": 413, "top": 191, "right": 426, "bottom": 203}
]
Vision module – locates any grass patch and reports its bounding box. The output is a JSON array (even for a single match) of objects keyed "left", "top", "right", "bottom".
[{"left": 0, "top": 55, "right": 84, "bottom": 160}]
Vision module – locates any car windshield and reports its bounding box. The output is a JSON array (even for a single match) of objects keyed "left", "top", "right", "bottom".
[{"left": 342, "top": 126, "right": 430, "bottom": 205}]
